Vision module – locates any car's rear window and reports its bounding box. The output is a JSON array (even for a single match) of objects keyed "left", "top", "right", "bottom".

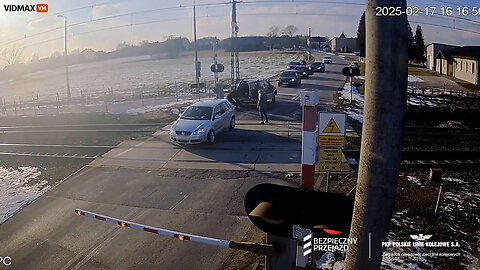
[
  {"left": 181, "top": 106, "right": 213, "bottom": 120},
  {"left": 281, "top": 71, "right": 296, "bottom": 77},
  {"left": 289, "top": 62, "right": 301, "bottom": 65}
]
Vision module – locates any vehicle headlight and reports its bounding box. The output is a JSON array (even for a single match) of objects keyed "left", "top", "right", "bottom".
[
  {"left": 193, "top": 128, "right": 205, "bottom": 135},
  {"left": 303, "top": 72, "right": 306, "bottom": 75},
  {"left": 291, "top": 79, "right": 295, "bottom": 82}
]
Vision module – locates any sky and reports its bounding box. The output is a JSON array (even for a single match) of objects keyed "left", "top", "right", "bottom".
[{"left": 0, "top": 0, "right": 480, "bottom": 65}]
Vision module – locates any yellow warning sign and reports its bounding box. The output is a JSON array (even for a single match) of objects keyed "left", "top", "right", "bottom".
[
  {"left": 319, "top": 148, "right": 342, "bottom": 172},
  {"left": 318, "top": 135, "right": 345, "bottom": 147},
  {"left": 322, "top": 118, "right": 341, "bottom": 133}
]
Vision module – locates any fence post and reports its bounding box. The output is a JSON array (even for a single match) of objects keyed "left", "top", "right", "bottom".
[
  {"left": 56, "top": 92, "right": 60, "bottom": 113},
  {"left": 3, "top": 98, "right": 7, "bottom": 116},
  {"left": 36, "top": 93, "right": 40, "bottom": 110},
  {"left": 104, "top": 92, "right": 108, "bottom": 113},
  {"left": 19, "top": 96, "right": 22, "bottom": 114},
  {"left": 80, "top": 90, "right": 85, "bottom": 109},
  {"left": 33, "top": 97, "right": 37, "bottom": 116},
  {"left": 175, "top": 81, "right": 179, "bottom": 102},
  {"left": 13, "top": 99, "right": 17, "bottom": 115},
  {"left": 434, "top": 183, "right": 443, "bottom": 214}
]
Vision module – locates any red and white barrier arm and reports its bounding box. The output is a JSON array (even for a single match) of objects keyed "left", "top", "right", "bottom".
[{"left": 75, "top": 208, "right": 275, "bottom": 256}]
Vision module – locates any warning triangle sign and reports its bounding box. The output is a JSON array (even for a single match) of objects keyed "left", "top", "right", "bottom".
[{"left": 322, "top": 118, "right": 341, "bottom": 133}]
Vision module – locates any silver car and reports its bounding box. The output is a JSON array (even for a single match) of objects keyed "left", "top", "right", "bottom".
[{"left": 170, "top": 99, "right": 235, "bottom": 144}]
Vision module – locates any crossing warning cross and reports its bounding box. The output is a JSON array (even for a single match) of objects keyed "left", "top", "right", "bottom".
[{"left": 322, "top": 118, "right": 341, "bottom": 133}]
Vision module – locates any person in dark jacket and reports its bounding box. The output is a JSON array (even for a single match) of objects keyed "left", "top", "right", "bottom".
[{"left": 257, "top": 89, "right": 269, "bottom": 124}]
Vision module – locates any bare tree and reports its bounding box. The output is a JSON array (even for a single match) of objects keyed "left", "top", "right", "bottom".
[
  {"left": 266, "top": 26, "right": 281, "bottom": 37},
  {"left": 283, "top": 25, "right": 298, "bottom": 37},
  {"left": 0, "top": 46, "right": 24, "bottom": 66},
  {"left": 265, "top": 26, "right": 281, "bottom": 50}
]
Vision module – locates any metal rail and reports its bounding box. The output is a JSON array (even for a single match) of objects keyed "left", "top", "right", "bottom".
[{"left": 0, "top": 123, "right": 171, "bottom": 129}]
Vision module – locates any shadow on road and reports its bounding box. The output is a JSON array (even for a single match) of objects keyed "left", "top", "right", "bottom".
[{"left": 297, "top": 83, "right": 342, "bottom": 91}]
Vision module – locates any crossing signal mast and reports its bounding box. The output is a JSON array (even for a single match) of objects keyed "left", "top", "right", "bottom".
[{"left": 230, "top": 0, "right": 240, "bottom": 89}]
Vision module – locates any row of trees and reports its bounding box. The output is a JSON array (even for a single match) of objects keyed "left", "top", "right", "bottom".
[
  {"left": 1, "top": 24, "right": 307, "bottom": 78},
  {"left": 356, "top": 12, "right": 426, "bottom": 64}
]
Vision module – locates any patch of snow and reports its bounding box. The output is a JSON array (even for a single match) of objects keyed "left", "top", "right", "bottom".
[
  {"left": 0, "top": 166, "right": 50, "bottom": 225},
  {"left": 353, "top": 75, "right": 423, "bottom": 83},
  {"left": 441, "top": 178, "right": 480, "bottom": 211},
  {"left": 110, "top": 96, "right": 213, "bottom": 115},
  {"left": 346, "top": 157, "right": 357, "bottom": 165},
  {"left": 406, "top": 175, "right": 421, "bottom": 184},
  {"left": 339, "top": 83, "right": 364, "bottom": 123},
  {"left": 408, "top": 75, "right": 424, "bottom": 83},
  {"left": 443, "top": 177, "right": 466, "bottom": 184},
  {"left": 316, "top": 251, "right": 344, "bottom": 269},
  {"left": 382, "top": 210, "right": 434, "bottom": 270}
]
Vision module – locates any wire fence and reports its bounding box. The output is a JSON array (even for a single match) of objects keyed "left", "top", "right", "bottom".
[
  {"left": 406, "top": 82, "right": 480, "bottom": 108},
  {"left": 0, "top": 80, "right": 227, "bottom": 117}
]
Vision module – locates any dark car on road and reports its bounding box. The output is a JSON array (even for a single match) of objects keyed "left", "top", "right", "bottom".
[
  {"left": 227, "top": 79, "right": 277, "bottom": 107},
  {"left": 287, "top": 61, "right": 302, "bottom": 70},
  {"left": 278, "top": 71, "right": 301, "bottom": 87},
  {"left": 293, "top": 65, "right": 310, "bottom": 79},
  {"left": 310, "top": 62, "right": 325, "bottom": 72}
]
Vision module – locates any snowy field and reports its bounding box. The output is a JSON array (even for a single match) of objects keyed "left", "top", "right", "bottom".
[{"left": 0, "top": 166, "right": 50, "bottom": 225}]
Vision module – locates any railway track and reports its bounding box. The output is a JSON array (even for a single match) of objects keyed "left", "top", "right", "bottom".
[
  {"left": 343, "top": 150, "right": 480, "bottom": 169},
  {"left": 351, "top": 125, "right": 480, "bottom": 135}
]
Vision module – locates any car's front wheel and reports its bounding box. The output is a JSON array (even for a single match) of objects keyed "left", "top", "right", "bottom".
[
  {"left": 229, "top": 116, "right": 235, "bottom": 130},
  {"left": 207, "top": 130, "right": 215, "bottom": 144}
]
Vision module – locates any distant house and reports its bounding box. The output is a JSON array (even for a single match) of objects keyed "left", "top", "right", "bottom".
[
  {"left": 308, "top": 36, "right": 328, "bottom": 50},
  {"left": 435, "top": 46, "right": 480, "bottom": 85},
  {"left": 426, "top": 43, "right": 459, "bottom": 71},
  {"left": 330, "top": 32, "right": 358, "bottom": 53}
]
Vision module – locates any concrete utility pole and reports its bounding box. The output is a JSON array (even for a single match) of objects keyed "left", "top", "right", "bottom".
[
  {"left": 57, "top": 15, "right": 71, "bottom": 102},
  {"left": 230, "top": 0, "right": 239, "bottom": 89},
  {"left": 193, "top": 0, "right": 200, "bottom": 92},
  {"left": 308, "top": 28, "right": 312, "bottom": 61},
  {"left": 213, "top": 40, "right": 218, "bottom": 88},
  {"left": 344, "top": 0, "right": 408, "bottom": 269}
]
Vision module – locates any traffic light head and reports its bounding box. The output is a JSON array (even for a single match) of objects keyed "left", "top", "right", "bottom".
[{"left": 245, "top": 183, "right": 354, "bottom": 239}]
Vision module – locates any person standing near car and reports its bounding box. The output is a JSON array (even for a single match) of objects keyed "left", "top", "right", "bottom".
[{"left": 257, "top": 89, "right": 269, "bottom": 124}]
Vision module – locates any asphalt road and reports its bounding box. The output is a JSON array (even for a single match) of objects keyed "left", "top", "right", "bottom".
[
  {"left": 0, "top": 51, "right": 349, "bottom": 270},
  {"left": 247, "top": 51, "right": 349, "bottom": 122}
]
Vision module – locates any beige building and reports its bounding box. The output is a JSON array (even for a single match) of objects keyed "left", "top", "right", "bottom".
[
  {"left": 435, "top": 46, "right": 480, "bottom": 85},
  {"left": 330, "top": 32, "right": 357, "bottom": 53},
  {"left": 454, "top": 57, "right": 479, "bottom": 85},
  {"left": 426, "top": 43, "right": 459, "bottom": 71}
]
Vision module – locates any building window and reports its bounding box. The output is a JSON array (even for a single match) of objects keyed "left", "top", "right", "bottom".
[
  {"left": 460, "top": 61, "right": 463, "bottom": 70},
  {"left": 467, "top": 62, "right": 469, "bottom": 72},
  {"left": 473, "top": 63, "right": 475, "bottom": 74}
]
